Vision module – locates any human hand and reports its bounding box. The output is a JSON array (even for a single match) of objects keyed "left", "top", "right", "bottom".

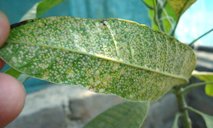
[{"left": 0, "top": 11, "right": 26, "bottom": 127}]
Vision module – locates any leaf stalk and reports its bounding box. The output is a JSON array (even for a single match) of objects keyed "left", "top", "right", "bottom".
[
  {"left": 175, "top": 87, "right": 192, "bottom": 128},
  {"left": 182, "top": 82, "right": 213, "bottom": 94},
  {"left": 189, "top": 28, "right": 213, "bottom": 47}
]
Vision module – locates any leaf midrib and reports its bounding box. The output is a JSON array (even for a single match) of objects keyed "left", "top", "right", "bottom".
[{"left": 6, "top": 41, "right": 188, "bottom": 82}]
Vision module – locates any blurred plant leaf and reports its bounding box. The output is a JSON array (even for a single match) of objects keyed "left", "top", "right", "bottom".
[
  {"left": 143, "top": 0, "right": 196, "bottom": 35},
  {"left": 5, "top": 68, "right": 21, "bottom": 78},
  {"left": 172, "top": 113, "right": 180, "bottom": 128},
  {"left": 4, "top": 68, "right": 29, "bottom": 83},
  {"left": 205, "top": 84, "right": 213, "bottom": 97},
  {"left": 36, "top": 0, "right": 64, "bottom": 17},
  {"left": 21, "top": 3, "right": 38, "bottom": 21},
  {"left": 0, "top": 17, "right": 196, "bottom": 101},
  {"left": 192, "top": 71, "right": 213, "bottom": 96},
  {"left": 188, "top": 107, "right": 213, "bottom": 128},
  {"left": 84, "top": 101, "right": 149, "bottom": 128}
]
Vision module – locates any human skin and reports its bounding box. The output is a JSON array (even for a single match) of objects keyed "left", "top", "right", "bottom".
[{"left": 0, "top": 11, "right": 26, "bottom": 127}]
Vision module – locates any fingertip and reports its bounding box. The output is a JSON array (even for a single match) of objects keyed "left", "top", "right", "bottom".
[
  {"left": 0, "top": 73, "right": 26, "bottom": 127},
  {"left": 0, "top": 11, "right": 10, "bottom": 47}
]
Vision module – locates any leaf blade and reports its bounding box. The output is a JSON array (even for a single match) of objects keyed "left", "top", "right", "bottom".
[
  {"left": 4, "top": 68, "right": 21, "bottom": 78},
  {"left": 84, "top": 101, "right": 149, "bottom": 128},
  {"left": 36, "top": 0, "right": 64, "bottom": 17},
  {"left": 143, "top": 0, "right": 196, "bottom": 34},
  {"left": 192, "top": 71, "right": 213, "bottom": 96},
  {"left": 0, "top": 17, "right": 196, "bottom": 100}
]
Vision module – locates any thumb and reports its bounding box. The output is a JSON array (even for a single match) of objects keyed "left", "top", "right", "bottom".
[{"left": 0, "top": 73, "right": 26, "bottom": 127}]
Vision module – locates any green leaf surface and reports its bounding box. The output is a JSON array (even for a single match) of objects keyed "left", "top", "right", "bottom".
[
  {"left": 84, "top": 101, "right": 149, "bottom": 128},
  {"left": 4, "top": 68, "right": 29, "bottom": 83},
  {"left": 0, "top": 17, "right": 196, "bottom": 100},
  {"left": 188, "top": 107, "right": 213, "bottom": 128},
  {"left": 205, "top": 84, "right": 213, "bottom": 96},
  {"left": 172, "top": 113, "right": 180, "bottom": 128},
  {"left": 36, "top": 0, "right": 64, "bottom": 17},
  {"left": 5, "top": 68, "right": 21, "bottom": 78},
  {"left": 192, "top": 71, "right": 213, "bottom": 96},
  {"left": 143, "top": 0, "right": 196, "bottom": 34},
  {"left": 166, "top": 0, "right": 196, "bottom": 19}
]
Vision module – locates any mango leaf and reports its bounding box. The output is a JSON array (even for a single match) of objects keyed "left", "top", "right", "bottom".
[
  {"left": 172, "top": 113, "right": 180, "bottom": 128},
  {"left": 188, "top": 107, "right": 213, "bottom": 128},
  {"left": 143, "top": 0, "right": 196, "bottom": 35},
  {"left": 192, "top": 71, "right": 213, "bottom": 96},
  {"left": 84, "top": 101, "right": 149, "bottom": 128},
  {"left": 36, "top": 0, "right": 64, "bottom": 17},
  {"left": 0, "top": 17, "right": 196, "bottom": 101}
]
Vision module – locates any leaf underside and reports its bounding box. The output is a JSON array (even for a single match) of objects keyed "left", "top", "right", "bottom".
[
  {"left": 84, "top": 101, "right": 149, "bottom": 128},
  {"left": 0, "top": 17, "right": 196, "bottom": 101}
]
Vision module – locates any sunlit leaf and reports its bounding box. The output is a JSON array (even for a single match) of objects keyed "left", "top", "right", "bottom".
[
  {"left": 143, "top": 0, "right": 196, "bottom": 34},
  {"left": 167, "top": 0, "right": 196, "bottom": 18},
  {"left": 192, "top": 71, "right": 213, "bottom": 96},
  {"left": 21, "top": 3, "right": 38, "bottom": 21},
  {"left": 205, "top": 84, "right": 213, "bottom": 97},
  {"left": 188, "top": 107, "right": 213, "bottom": 128},
  {"left": 36, "top": 0, "right": 64, "bottom": 17},
  {"left": 0, "top": 17, "right": 196, "bottom": 101},
  {"left": 84, "top": 101, "right": 149, "bottom": 128}
]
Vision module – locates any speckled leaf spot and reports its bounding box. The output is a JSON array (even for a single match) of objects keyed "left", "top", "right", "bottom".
[{"left": 0, "top": 16, "right": 196, "bottom": 101}]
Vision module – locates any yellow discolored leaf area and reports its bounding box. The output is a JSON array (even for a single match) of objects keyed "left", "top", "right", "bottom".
[
  {"left": 167, "top": 0, "right": 196, "bottom": 19},
  {"left": 0, "top": 17, "right": 196, "bottom": 101}
]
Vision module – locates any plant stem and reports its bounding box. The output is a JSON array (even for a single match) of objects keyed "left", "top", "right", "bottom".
[
  {"left": 189, "top": 28, "right": 213, "bottom": 47},
  {"left": 173, "top": 81, "right": 213, "bottom": 127},
  {"left": 182, "top": 82, "right": 213, "bottom": 94},
  {"left": 175, "top": 87, "right": 192, "bottom": 128},
  {"left": 153, "top": 0, "right": 164, "bottom": 32}
]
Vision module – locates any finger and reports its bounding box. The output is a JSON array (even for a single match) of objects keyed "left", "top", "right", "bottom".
[
  {"left": 0, "top": 11, "right": 10, "bottom": 47},
  {"left": 0, "top": 73, "right": 26, "bottom": 127}
]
